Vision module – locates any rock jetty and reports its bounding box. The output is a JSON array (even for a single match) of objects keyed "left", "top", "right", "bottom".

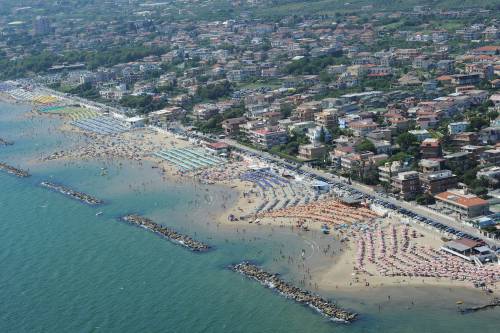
[
  {"left": 0, "top": 138, "right": 14, "bottom": 146},
  {"left": 40, "top": 181, "right": 103, "bottom": 205},
  {"left": 231, "top": 262, "right": 357, "bottom": 323},
  {"left": 121, "top": 215, "right": 210, "bottom": 252},
  {"left": 460, "top": 298, "right": 500, "bottom": 314},
  {"left": 0, "top": 162, "right": 30, "bottom": 177}
]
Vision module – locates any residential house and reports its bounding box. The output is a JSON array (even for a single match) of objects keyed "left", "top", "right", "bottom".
[
  {"left": 367, "top": 129, "right": 392, "bottom": 141},
  {"left": 408, "top": 129, "right": 431, "bottom": 141},
  {"left": 148, "top": 107, "right": 186, "bottom": 124},
  {"left": 436, "top": 60, "right": 455, "bottom": 74},
  {"left": 306, "top": 126, "right": 331, "bottom": 144},
  {"left": 298, "top": 144, "right": 326, "bottom": 160},
  {"left": 193, "top": 103, "right": 219, "bottom": 121},
  {"left": 451, "top": 132, "right": 479, "bottom": 147},
  {"left": 314, "top": 109, "right": 339, "bottom": 129},
  {"left": 444, "top": 152, "right": 472, "bottom": 173},
  {"left": 420, "top": 138, "right": 442, "bottom": 159},
  {"left": 340, "top": 151, "right": 374, "bottom": 173},
  {"left": 420, "top": 170, "right": 458, "bottom": 195},
  {"left": 479, "top": 127, "right": 500, "bottom": 144},
  {"left": 419, "top": 158, "right": 443, "bottom": 173},
  {"left": 294, "top": 101, "right": 322, "bottom": 121},
  {"left": 222, "top": 117, "right": 247, "bottom": 136},
  {"left": 450, "top": 73, "right": 481, "bottom": 86},
  {"left": 448, "top": 121, "right": 470, "bottom": 135},
  {"left": 349, "top": 119, "right": 378, "bottom": 137},
  {"left": 477, "top": 166, "right": 500, "bottom": 186},
  {"left": 391, "top": 171, "right": 421, "bottom": 200},
  {"left": 247, "top": 128, "right": 288, "bottom": 149},
  {"left": 480, "top": 149, "right": 500, "bottom": 166},
  {"left": 378, "top": 161, "right": 411, "bottom": 184},
  {"left": 371, "top": 140, "right": 392, "bottom": 155}
]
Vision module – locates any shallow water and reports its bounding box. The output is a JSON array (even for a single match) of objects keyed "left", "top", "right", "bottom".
[{"left": 1, "top": 101, "right": 499, "bottom": 332}]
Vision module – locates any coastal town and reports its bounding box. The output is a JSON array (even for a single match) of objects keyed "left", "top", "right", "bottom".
[{"left": 1, "top": 0, "right": 500, "bottom": 326}]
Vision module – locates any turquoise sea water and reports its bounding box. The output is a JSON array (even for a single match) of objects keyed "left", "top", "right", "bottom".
[{"left": 1, "top": 101, "right": 499, "bottom": 332}]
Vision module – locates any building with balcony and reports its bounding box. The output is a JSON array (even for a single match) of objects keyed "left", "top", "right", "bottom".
[
  {"left": 435, "top": 189, "right": 489, "bottom": 218},
  {"left": 391, "top": 171, "right": 421, "bottom": 200},
  {"left": 420, "top": 170, "right": 458, "bottom": 195},
  {"left": 248, "top": 128, "right": 288, "bottom": 149}
]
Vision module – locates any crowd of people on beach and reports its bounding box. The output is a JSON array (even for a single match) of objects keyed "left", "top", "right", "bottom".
[
  {"left": 192, "top": 161, "right": 249, "bottom": 184},
  {"left": 354, "top": 224, "right": 500, "bottom": 289},
  {"left": 260, "top": 199, "right": 379, "bottom": 225},
  {"left": 42, "top": 129, "right": 171, "bottom": 162}
]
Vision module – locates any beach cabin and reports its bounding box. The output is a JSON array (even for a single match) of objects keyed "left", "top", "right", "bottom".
[
  {"left": 442, "top": 240, "right": 476, "bottom": 260},
  {"left": 124, "top": 116, "right": 145, "bottom": 129},
  {"left": 312, "top": 180, "right": 331, "bottom": 194},
  {"left": 441, "top": 238, "right": 497, "bottom": 264},
  {"left": 474, "top": 246, "right": 498, "bottom": 264},
  {"left": 205, "top": 142, "right": 229, "bottom": 156},
  {"left": 339, "top": 195, "right": 364, "bottom": 206}
]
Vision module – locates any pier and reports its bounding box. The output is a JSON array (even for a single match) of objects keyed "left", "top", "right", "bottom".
[
  {"left": 120, "top": 215, "right": 210, "bottom": 252},
  {"left": 40, "top": 181, "right": 103, "bottom": 205},
  {"left": 0, "top": 162, "right": 30, "bottom": 177},
  {"left": 231, "top": 262, "right": 357, "bottom": 323}
]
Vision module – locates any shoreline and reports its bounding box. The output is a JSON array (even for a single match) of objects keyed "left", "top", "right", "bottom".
[
  {"left": 2, "top": 92, "right": 499, "bottom": 309},
  {"left": 0, "top": 92, "right": 20, "bottom": 104},
  {"left": 39, "top": 120, "right": 500, "bottom": 298}
]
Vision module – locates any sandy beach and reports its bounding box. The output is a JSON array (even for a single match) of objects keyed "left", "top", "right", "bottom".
[{"left": 14, "top": 96, "right": 498, "bottom": 300}]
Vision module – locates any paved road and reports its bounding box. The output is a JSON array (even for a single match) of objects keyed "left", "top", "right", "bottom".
[{"left": 221, "top": 137, "right": 499, "bottom": 246}]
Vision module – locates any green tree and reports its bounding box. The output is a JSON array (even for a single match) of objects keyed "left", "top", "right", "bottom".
[
  {"left": 319, "top": 127, "right": 326, "bottom": 143},
  {"left": 396, "top": 132, "right": 418, "bottom": 151},
  {"left": 488, "top": 110, "right": 499, "bottom": 121},
  {"left": 356, "top": 139, "right": 376, "bottom": 153},
  {"left": 416, "top": 193, "right": 435, "bottom": 205},
  {"left": 280, "top": 104, "right": 293, "bottom": 118}
]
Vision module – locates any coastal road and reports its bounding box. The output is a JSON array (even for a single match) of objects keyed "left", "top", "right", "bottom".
[
  {"left": 220, "top": 137, "right": 500, "bottom": 247},
  {"left": 299, "top": 165, "right": 500, "bottom": 246}
]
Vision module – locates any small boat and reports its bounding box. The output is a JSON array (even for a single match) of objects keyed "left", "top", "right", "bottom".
[
  {"left": 96, "top": 211, "right": 103, "bottom": 216},
  {"left": 321, "top": 223, "right": 330, "bottom": 234},
  {"left": 456, "top": 301, "right": 463, "bottom": 305}
]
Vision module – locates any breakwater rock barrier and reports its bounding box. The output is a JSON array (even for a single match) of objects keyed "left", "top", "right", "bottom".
[
  {"left": 231, "top": 262, "right": 357, "bottom": 323},
  {"left": 0, "top": 162, "right": 30, "bottom": 177},
  {"left": 0, "top": 138, "right": 14, "bottom": 146},
  {"left": 460, "top": 298, "right": 500, "bottom": 314},
  {"left": 120, "top": 215, "right": 210, "bottom": 252},
  {"left": 40, "top": 181, "right": 103, "bottom": 205}
]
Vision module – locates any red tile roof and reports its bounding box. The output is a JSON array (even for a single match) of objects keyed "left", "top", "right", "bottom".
[
  {"left": 435, "top": 191, "right": 488, "bottom": 208},
  {"left": 474, "top": 45, "right": 500, "bottom": 52},
  {"left": 207, "top": 142, "right": 229, "bottom": 150}
]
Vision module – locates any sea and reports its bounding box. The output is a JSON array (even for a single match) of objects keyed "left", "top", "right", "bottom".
[{"left": 1, "top": 100, "right": 499, "bottom": 332}]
